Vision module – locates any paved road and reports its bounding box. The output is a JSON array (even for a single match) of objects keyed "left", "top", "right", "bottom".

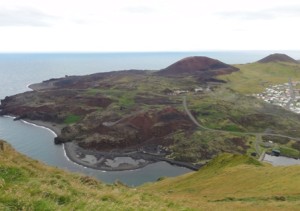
[{"left": 183, "top": 96, "right": 300, "bottom": 155}]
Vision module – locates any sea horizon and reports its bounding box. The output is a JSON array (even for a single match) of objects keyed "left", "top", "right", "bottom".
[
  {"left": 0, "top": 51, "right": 299, "bottom": 69},
  {"left": 0, "top": 49, "right": 299, "bottom": 53}
]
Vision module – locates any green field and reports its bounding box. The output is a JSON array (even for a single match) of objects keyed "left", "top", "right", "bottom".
[
  {"left": 64, "top": 115, "right": 81, "bottom": 124},
  {"left": 218, "top": 62, "right": 300, "bottom": 94}
]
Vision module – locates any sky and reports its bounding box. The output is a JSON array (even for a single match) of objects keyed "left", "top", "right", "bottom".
[{"left": 0, "top": 0, "right": 300, "bottom": 52}]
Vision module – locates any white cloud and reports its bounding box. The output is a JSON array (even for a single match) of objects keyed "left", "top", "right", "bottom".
[
  {"left": 123, "top": 6, "right": 156, "bottom": 14},
  {"left": 218, "top": 5, "right": 300, "bottom": 21},
  {"left": 0, "top": 0, "right": 299, "bottom": 52},
  {"left": 0, "top": 7, "right": 58, "bottom": 27}
]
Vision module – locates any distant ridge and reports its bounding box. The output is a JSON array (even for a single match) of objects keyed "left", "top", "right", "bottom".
[
  {"left": 157, "top": 56, "right": 239, "bottom": 76},
  {"left": 258, "top": 53, "right": 298, "bottom": 64}
]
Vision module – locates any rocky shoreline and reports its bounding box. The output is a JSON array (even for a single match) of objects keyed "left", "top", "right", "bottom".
[{"left": 10, "top": 117, "right": 201, "bottom": 171}]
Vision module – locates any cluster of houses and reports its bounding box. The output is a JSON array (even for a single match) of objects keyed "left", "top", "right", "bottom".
[{"left": 255, "top": 82, "right": 300, "bottom": 113}]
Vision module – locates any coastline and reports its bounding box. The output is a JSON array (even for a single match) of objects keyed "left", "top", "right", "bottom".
[
  {"left": 64, "top": 141, "right": 201, "bottom": 171},
  {"left": 2, "top": 115, "right": 199, "bottom": 171},
  {"left": 13, "top": 115, "right": 300, "bottom": 170},
  {"left": 2, "top": 115, "right": 62, "bottom": 137},
  {"left": 4, "top": 69, "right": 201, "bottom": 172},
  {"left": 28, "top": 81, "right": 56, "bottom": 91},
  {"left": 64, "top": 142, "right": 153, "bottom": 171},
  {"left": 21, "top": 119, "right": 64, "bottom": 136}
]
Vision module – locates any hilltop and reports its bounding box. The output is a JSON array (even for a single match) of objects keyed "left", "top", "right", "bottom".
[
  {"left": 157, "top": 56, "right": 238, "bottom": 78},
  {"left": 218, "top": 54, "right": 300, "bottom": 94},
  {"left": 257, "top": 53, "right": 298, "bottom": 64},
  {"left": 1, "top": 140, "right": 300, "bottom": 210}
]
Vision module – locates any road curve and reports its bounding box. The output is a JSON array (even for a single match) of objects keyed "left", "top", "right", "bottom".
[{"left": 183, "top": 96, "right": 300, "bottom": 141}]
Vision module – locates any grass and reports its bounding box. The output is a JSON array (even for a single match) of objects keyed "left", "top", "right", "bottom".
[
  {"left": 85, "top": 88, "right": 102, "bottom": 95},
  {"left": 118, "top": 93, "right": 135, "bottom": 107},
  {"left": 2, "top": 140, "right": 300, "bottom": 210},
  {"left": 0, "top": 140, "right": 189, "bottom": 210},
  {"left": 86, "top": 88, "right": 137, "bottom": 108},
  {"left": 0, "top": 166, "right": 27, "bottom": 184},
  {"left": 64, "top": 115, "right": 81, "bottom": 124},
  {"left": 143, "top": 153, "right": 300, "bottom": 210},
  {"left": 170, "top": 130, "right": 252, "bottom": 163},
  {"left": 218, "top": 62, "right": 300, "bottom": 94},
  {"left": 278, "top": 146, "right": 300, "bottom": 158}
]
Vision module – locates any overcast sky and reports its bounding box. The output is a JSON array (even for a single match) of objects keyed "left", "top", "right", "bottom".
[{"left": 0, "top": 0, "right": 300, "bottom": 52}]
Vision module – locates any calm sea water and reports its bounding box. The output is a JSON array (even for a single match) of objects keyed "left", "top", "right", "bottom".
[{"left": 0, "top": 51, "right": 299, "bottom": 185}]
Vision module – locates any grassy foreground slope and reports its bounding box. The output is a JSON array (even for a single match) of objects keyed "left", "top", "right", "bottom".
[
  {"left": 2, "top": 139, "right": 300, "bottom": 210},
  {"left": 143, "top": 154, "right": 300, "bottom": 210},
  {"left": 0, "top": 140, "right": 188, "bottom": 211}
]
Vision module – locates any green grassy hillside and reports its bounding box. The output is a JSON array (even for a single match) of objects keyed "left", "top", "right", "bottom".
[
  {"left": 0, "top": 140, "right": 188, "bottom": 211},
  {"left": 218, "top": 62, "right": 300, "bottom": 94},
  {"left": 143, "top": 153, "right": 300, "bottom": 210},
  {"left": 2, "top": 140, "right": 300, "bottom": 210}
]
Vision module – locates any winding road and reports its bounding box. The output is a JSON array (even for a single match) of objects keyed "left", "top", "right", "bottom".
[{"left": 183, "top": 96, "right": 300, "bottom": 156}]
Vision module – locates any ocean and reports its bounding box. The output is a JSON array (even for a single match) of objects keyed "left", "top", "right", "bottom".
[{"left": 0, "top": 51, "right": 299, "bottom": 185}]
